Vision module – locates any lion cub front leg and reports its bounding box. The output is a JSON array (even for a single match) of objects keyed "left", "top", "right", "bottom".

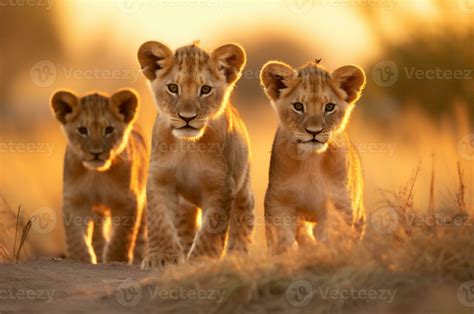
[
  {"left": 264, "top": 195, "right": 297, "bottom": 255},
  {"left": 174, "top": 198, "right": 198, "bottom": 256},
  {"left": 132, "top": 207, "right": 147, "bottom": 264},
  {"left": 188, "top": 183, "right": 233, "bottom": 260},
  {"left": 330, "top": 187, "right": 354, "bottom": 229},
  {"left": 226, "top": 175, "right": 255, "bottom": 254},
  {"left": 142, "top": 174, "right": 184, "bottom": 270},
  {"left": 295, "top": 219, "right": 314, "bottom": 247},
  {"left": 91, "top": 213, "right": 106, "bottom": 263},
  {"left": 62, "top": 199, "right": 96, "bottom": 263},
  {"left": 103, "top": 197, "right": 141, "bottom": 264}
]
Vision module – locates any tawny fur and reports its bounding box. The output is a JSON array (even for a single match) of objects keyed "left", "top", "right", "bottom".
[
  {"left": 260, "top": 60, "right": 366, "bottom": 254},
  {"left": 138, "top": 41, "right": 254, "bottom": 270},
  {"left": 50, "top": 89, "right": 148, "bottom": 264}
]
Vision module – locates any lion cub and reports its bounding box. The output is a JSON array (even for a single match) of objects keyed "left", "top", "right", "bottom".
[
  {"left": 50, "top": 89, "right": 148, "bottom": 264},
  {"left": 137, "top": 41, "right": 254, "bottom": 270},
  {"left": 260, "top": 60, "right": 366, "bottom": 254}
]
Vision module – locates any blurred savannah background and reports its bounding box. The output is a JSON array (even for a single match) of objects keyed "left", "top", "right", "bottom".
[{"left": 0, "top": 1, "right": 473, "bottom": 309}]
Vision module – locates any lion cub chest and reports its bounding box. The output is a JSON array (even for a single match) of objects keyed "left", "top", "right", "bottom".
[
  {"left": 70, "top": 168, "right": 130, "bottom": 205},
  {"left": 277, "top": 157, "right": 333, "bottom": 216},
  {"left": 165, "top": 149, "right": 222, "bottom": 206}
]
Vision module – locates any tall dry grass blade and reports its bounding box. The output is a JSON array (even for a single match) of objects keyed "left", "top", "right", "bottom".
[
  {"left": 405, "top": 162, "right": 421, "bottom": 209},
  {"left": 456, "top": 161, "right": 466, "bottom": 215},
  {"left": 397, "top": 162, "right": 421, "bottom": 238},
  {"left": 427, "top": 154, "right": 436, "bottom": 235},
  {"left": 13, "top": 205, "right": 21, "bottom": 259},
  {"left": 15, "top": 216, "right": 35, "bottom": 263},
  {"left": 0, "top": 245, "right": 8, "bottom": 261}
]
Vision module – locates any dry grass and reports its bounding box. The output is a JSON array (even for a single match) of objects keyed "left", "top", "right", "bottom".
[
  {"left": 0, "top": 197, "right": 34, "bottom": 262},
  {"left": 0, "top": 196, "right": 17, "bottom": 261}
]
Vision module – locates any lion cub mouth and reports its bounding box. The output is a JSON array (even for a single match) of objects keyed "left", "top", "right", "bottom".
[
  {"left": 295, "top": 138, "right": 329, "bottom": 154},
  {"left": 172, "top": 125, "right": 205, "bottom": 140},
  {"left": 299, "top": 139, "right": 325, "bottom": 144},
  {"left": 83, "top": 158, "right": 111, "bottom": 171},
  {"left": 178, "top": 125, "right": 198, "bottom": 130}
]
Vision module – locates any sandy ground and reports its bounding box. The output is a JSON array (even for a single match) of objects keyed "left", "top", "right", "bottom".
[
  {"left": 0, "top": 257, "right": 271, "bottom": 313},
  {"left": 0, "top": 258, "right": 149, "bottom": 313},
  {"left": 0, "top": 256, "right": 472, "bottom": 314}
]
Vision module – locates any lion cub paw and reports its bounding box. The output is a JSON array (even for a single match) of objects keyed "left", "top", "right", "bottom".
[{"left": 141, "top": 252, "right": 184, "bottom": 271}]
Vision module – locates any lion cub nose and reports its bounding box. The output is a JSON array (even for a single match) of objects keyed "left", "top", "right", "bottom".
[
  {"left": 178, "top": 112, "right": 197, "bottom": 123},
  {"left": 305, "top": 127, "right": 323, "bottom": 136}
]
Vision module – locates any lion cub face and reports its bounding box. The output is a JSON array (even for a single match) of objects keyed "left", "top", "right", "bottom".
[
  {"left": 261, "top": 61, "right": 366, "bottom": 153},
  {"left": 137, "top": 41, "right": 246, "bottom": 140},
  {"left": 50, "top": 90, "right": 139, "bottom": 171}
]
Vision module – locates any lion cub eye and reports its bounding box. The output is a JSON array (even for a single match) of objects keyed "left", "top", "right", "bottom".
[
  {"left": 292, "top": 102, "right": 305, "bottom": 114},
  {"left": 105, "top": 126, "right": 114, "bottom": 135},
  {"left": 167, "top": 84, "right": 179, "bottom": 94},
  {"left": 77, "top": 127, "right": 88, "bottom": 136},
  {"left": 325, "top": 103, "right": 336, "bottom": 113},
  {"left": 200, "top": 85, "right": 212, "bottom": 96}
]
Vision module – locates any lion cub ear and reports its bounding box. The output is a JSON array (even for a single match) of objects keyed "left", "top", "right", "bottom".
[
  {"left": 50, "top": 91, "right": 79, "bottom": 124},
  {"left": 211, "top": 43, "right": 246, "bottom": 84},
  {"left": 137, "top": 41, "right": 173, "bottom": 81},
  {"left": 331, "top": 65, "right": 366, "bottom": 103},
  {"left": 260, "top": 61, "right": 296, "bottom": 102},
  {"left": 110, "top": 89, "right": 139, "bottom": 123}
]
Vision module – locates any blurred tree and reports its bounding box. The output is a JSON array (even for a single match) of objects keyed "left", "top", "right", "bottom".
[
  {"left": 358, "top": 2, "right": 474, "bottom": 120},
  {"left": 0, "top": 6, "right": 62, "bottom": 124}
]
